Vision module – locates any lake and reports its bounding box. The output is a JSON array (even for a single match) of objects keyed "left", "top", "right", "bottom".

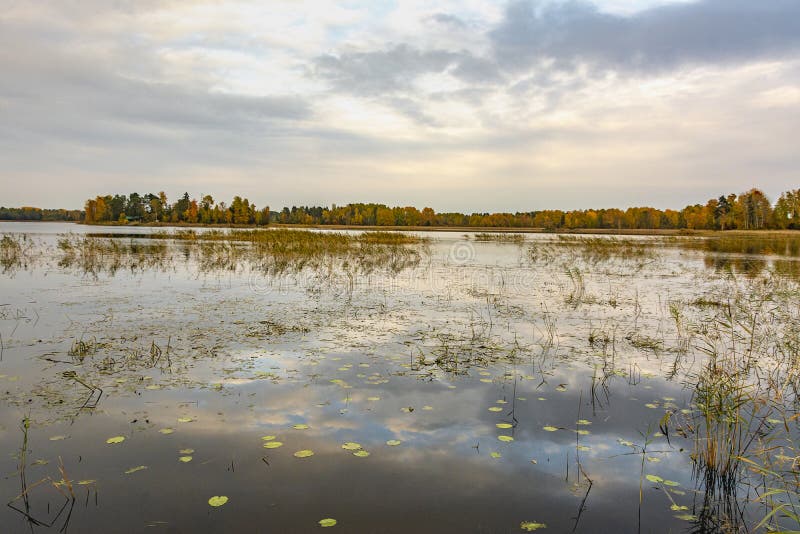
[{"left": 1, "top": 222, "right": 799, "bottom": 533}]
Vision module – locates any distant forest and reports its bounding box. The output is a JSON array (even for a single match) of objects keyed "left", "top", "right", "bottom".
[
  {"left": 0, "top": 206, "right": 83, "bottom": 222},
  {"left": 3, "top": 188, "right": 799, "bottom": 230},
  {"left": 82, "top": 188, "right": 800, "bottom": 230}
]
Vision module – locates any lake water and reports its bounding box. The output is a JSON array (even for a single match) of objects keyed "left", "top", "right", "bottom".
[{"left": 1, "top": 222, "right": 799, "bottom": 533}]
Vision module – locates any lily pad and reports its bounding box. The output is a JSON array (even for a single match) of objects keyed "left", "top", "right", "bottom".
[
  {"left": 261, "top": 436, "right": 276, "bottom": 441},
  {"left": 294, "top": 449, "right": 314, "bottom": 458},
  {"left": 520, "top": 521, "right": 547, "bottom": 531},
  {"left": 341, "top": 442, "right": 362, "bottom": 450},
  {"left": 490, "top": 452, "right": 502, "bottom": 459},
  {"left": 179, "top": 456, "right": 193, "bottom": 463},
  {"left": 177, "top": 417, "right": 194, "bottom": 423},
  {"left": 645, "top": 474, "right": 664, "bottom": 483},
  {"left": 263, "top": 441, "right": 284, "bottom": 449},
  {"left": 353, "top": 450, "right": 370, "bottom": 458},
  {"left": 319, "top": 518, "right": 337, "bottom": 527},
  {"left": 386, "top": 440, "right": 402, "bottom": 446},
  {"left": 496, "top": 423, "right": 513, "bottom": 429},
  {"left": 208, "top": 496, "right": 228, "bottom": 507},
  {"left": 488, "top": 407, "right": 503, "bottom": 412},
  {"left": 292, "top": 424, "right": 310, "bottom": 430},
  {"left": 498, "top": 435, "right": 514, "bottom": 442},
  {"left": 543, "top": 426, "right": 558, "bottom": 432},
  {"left": 159, "top": 428, "right": 175, "bottom": 435},
  {"left": 106, "top": 436, "right": 125, "bottom": 444}
]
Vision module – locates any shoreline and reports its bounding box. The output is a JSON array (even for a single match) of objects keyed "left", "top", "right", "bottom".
[{"left": 47, "top": 221, "right": 800, "bottom": 237}]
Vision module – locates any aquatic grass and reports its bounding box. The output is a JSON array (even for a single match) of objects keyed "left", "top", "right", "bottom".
[
  {"left": 54, "top": 229, "right": 428, "bottom": 279},
  {"left": 472, "top": 233, "right": 526, "bottom": 244},
  {"left": 0, "top": 233, "right": 38, "bottom": 274}
]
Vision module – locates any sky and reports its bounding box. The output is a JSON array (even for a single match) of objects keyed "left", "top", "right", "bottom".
[{"left": 0, "top": 0, "right": 799, "bottom": 212}]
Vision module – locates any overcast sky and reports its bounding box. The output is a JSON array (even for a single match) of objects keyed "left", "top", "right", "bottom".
[{"left": 1, "top": 0, "right": 798, "bottom": 211}]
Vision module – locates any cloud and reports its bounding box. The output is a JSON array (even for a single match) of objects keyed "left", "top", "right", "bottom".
[
  {"left": 312, "top": 44, "right": 463, "bottom": 96},
  {"left": 426, "top": 13, "right": 469, "bottom": 30},
  {"left": 491, "top": 0, "right": 800, "bottom": 74},
  {"left": 0, "top": 1, "right": 799, "bottom": 210}
]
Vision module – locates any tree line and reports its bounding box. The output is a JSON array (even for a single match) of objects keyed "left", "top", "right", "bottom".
[
  {"left": 273, "top": 188, "right": 799, "bottom": 230},
  {"left": 0, "top": 206, "right": 83, "bottom": 222},
  {"left": 7, "top": 187, "right": 799, "bottom": 230}
]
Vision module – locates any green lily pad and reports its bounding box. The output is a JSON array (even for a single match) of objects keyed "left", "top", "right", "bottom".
[
  {"left": 294, "top": 449, "right": 314, "bottom": 458},
  {"left": 263, "top": 441, "right": 283, "bottom": 449},
  {"left": 341, "top": 442, "right": 362, "bottom": 450},
  {"left": 498, "top": 435, "right": 514, "bottom": 442},
  {"left": 645, "top": 474, "right": 664, "bottom": 483},
  {"left": 496, "top": 423, "right": 513, "bottom": 429},
  {"left": 159, "top": 428, "right": 174, "bottom": 435},
  {"left": 179, "top": 456, "right": 193, "bottom": 463},
  {"left": 177, "top": 417, "right": 194, "bottom": 423},
  {"left": 386, "top": 440, "right": 402, "bottom": 446},
  {"left": 261, "top": 435, "right": 276, "bottom": 441},
  {"left": 543, "top": 426, "right": 558, "bottom": 432},
  {"left": 319, "top": 518, "right": 337, "bottom": 527},
  {"left": 490, "top": 452, "right": 502, "bottom": 459},
  {"left": 488, "top": 407, "right": 503, "bottom": 412},
  {"left": 292, "top": 424, "right": 309, "bottom": 430},
  {"left": 106, "top": 436, "right": 125, "bottom": 444},
  {"left": 353, "top": 450, "right": 370, "bottom": 458},
  {"left": 208, "top": 496, "right": 228, "bottom": 507}
]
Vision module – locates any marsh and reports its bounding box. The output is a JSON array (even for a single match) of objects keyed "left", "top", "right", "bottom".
[{"left": 1, "top": 222, "right": 800, "bottom": 532}]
